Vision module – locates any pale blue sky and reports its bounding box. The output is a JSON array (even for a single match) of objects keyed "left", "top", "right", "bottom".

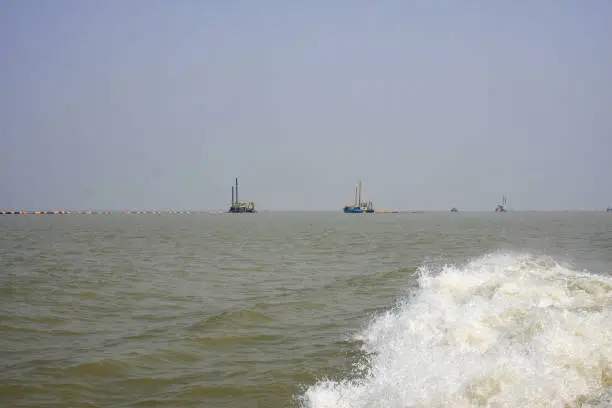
[{"left": 1, "top": 1, "right": 611, "bottom": 211}]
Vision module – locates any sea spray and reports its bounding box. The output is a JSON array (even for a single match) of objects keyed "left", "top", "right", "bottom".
[{"left": 301, "top": 252, "right": 612, "bottom": 408}]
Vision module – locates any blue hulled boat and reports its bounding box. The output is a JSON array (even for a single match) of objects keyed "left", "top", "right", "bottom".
[{"left": 343, "top": 181, "right": 374, "bottom": 214}]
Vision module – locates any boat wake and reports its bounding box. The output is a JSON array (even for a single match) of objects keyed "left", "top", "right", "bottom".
[{"left": 300, "top": 252, "right": 612, "bottom": 408}]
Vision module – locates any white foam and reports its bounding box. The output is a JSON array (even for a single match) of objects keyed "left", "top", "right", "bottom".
[{"left": 301, "top": 252, "right": 612, "bottom": 408}]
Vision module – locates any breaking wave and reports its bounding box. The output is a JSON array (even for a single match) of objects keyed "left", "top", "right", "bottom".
[{"left": 301, "top": 252, "right": 612, "bottom": 408}]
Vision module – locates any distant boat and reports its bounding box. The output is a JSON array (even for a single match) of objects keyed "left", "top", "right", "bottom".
[
  {"left": 607, "top": 206, "right": 612, "bottom": 212},
  {"left": 228, "top": 178, "right": 256, "bottom": 213},
  {"left": 495, "top": 196, "right": 508, "bottom": 212},
  {"left": 450, "top": 207, "right": 458, "bottom": 213},
  {"left": 343, "top": 181, "right": 374, "bottom": 214}
]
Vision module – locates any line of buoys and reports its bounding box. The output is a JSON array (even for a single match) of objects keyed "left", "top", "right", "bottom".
[{"left": 0, "top": 210, "right": 193, "bottom": 215}]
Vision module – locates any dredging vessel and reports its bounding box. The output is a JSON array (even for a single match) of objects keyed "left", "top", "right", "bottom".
[
  {"left": 343, "top": 181, "right": 374, "bottom": 214},
  {"left": 228, "top": 178, "right": 256, "bottom": 213}
]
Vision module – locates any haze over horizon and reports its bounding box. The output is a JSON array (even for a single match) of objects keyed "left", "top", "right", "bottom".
[{"left": 1, "top": 1, "right": 611, "bottom": 211}]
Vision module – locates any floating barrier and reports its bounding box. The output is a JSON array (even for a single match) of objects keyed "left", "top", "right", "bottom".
[{"left": 0, "top": 210, "right": 193, "bottom": 215}]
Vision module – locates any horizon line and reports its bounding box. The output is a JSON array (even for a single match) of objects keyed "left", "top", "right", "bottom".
[{"left": 1, "top": 208, "right": 610, "bottom": 215}]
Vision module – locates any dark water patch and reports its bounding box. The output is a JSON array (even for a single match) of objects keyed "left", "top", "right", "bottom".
[
  {"left": 0, "top": 383, "right": 47, "bottom": 407},
  {"left": 3, "top": 381, "right": 112, "bottom": 408},
  {"left": 122, "top": 331, "right": 165, "bottom": 342},
  {"left": 218, "top": 264, "right": 267, "bottom": 272},
  {"left": 72, "top": 290, "right": 103, "bottom": 300},
  {"left": 132, "top": 398, "right": 195, "bottom": 407},
  {"left": 5, "top": 357, "right": 62, "bottom": 372},
  {"left": 0, "top": 324, "right": 83, "bottom": 336},
  {"left": 112, "top": 376, "right": 182, "bottom": 393},
  {"left": 188, "top": 309, "right": 274, "bottom": 332},
  {"left": 60, "top": 359, "right": 133, "bottom": 378},
  {"left": 183, "top": 379, "right": 317, "bottom": 407},
  {"left": 195, "top": 333, "right": 285, "bottom": 348},
  {"left": 0, "top": 312, "right": 66, "bottom": 325},
  {"left": 127, "top": 348, "right": 203, "bottom": 368},
  {"left": 254, "top": 300, "right": 328, "bottom": 311},
  {"left": 126, "top": 309, "right": 191, "bottom": 326},
  {"left": 343, "top": 266, "right": 418, "bottom": 288}
]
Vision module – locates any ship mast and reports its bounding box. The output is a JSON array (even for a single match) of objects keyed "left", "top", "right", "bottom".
[{"left": 358, "top": 180, "right": 362, "bottom": 206}]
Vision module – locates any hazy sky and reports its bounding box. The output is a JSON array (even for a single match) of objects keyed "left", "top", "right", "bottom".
[{"left": 1, "top": 1, "right": 611, "bottom": 211}]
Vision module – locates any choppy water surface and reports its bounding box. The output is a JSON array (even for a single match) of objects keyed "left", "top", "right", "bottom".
[{"left": 1, "top": 212, "right": 611, "bottom": 407}]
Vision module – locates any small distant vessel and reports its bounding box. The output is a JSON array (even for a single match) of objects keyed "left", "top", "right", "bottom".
[
  {"left": 450, "top": 207, "right": 458, "bottom": 212},
  {"left": 343, "top": 180, "right": 374, "bottom": 214},
  {"left": 228, "top": 178, "right": 256, "bottom": 213},
  {"left": 495, "top": 196, "right": 508, "bottom": 212},
  {"left": 607, "top": 206, "right": 612, "bottom": 212}
]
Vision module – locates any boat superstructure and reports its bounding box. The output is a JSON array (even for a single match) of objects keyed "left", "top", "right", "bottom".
[
  {"left": 343, "top": 180, "right": 374, "bottom": 214},
  {"left": 228, "top": 178, "right": 256, "bottom": 213},
  {"left": 495, "top": 196, "right": 508, "bottom": 212}
]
